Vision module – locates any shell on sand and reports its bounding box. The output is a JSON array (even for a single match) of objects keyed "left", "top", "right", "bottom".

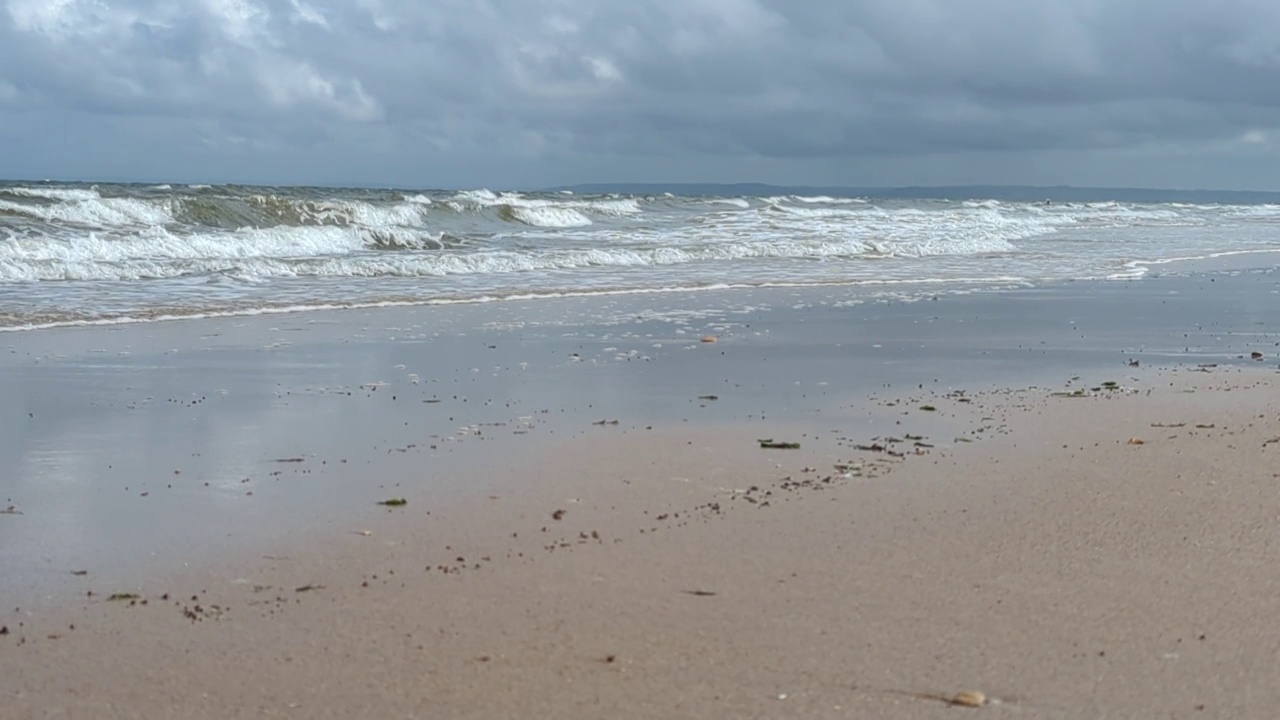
[{"left": 951, "top": 690, "right": 987, "bottom": 707}]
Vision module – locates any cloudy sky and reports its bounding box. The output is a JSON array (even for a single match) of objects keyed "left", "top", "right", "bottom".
[{"left": 4, "top": 0, "right": 1280, "bottom": 189}]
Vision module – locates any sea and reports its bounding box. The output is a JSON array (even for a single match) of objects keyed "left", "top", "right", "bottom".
[{"left": 2, "top": 181, "right": 1279, "bottom": 331}]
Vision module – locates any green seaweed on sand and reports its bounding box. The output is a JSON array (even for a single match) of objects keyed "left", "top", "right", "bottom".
[
  {"left": 377, "top": 498, "right": 408, "bottom": 507},
  {"left": 107, "top": 593, "right": 140, "bottom": 602},
  {"left": 758, "top": 439, "right": 801, "bottom": 449},
  {"left": 919, "top": 405, "right": 937, "bottom": 412}
]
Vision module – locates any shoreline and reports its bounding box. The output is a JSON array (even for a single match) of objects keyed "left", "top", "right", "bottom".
[
  {"left": 3, "top": 271, "right": 1277, "bottom": 600},
  {"left": 2, "top": 269, "right": 1279, "bottom": 717},
  {"left": 2, "top": 246, "right": 1277, "bottom": 334},
  {"left": 0, "top": 276, "right": 1035, "bottom": 334}
]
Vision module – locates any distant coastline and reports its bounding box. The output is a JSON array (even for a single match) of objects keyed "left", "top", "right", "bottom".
[{"left": 552, "top": 182, "right": 1280, "bottom": 204}]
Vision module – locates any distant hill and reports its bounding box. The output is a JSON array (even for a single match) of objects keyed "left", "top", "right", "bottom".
[{"left": 552, "top": 183, "right": 1280, "bottom": 204}]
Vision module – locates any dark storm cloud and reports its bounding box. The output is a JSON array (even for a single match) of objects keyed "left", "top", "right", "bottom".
[{"left": 3, "top": 0, "right": 1280, "bottom": 187}]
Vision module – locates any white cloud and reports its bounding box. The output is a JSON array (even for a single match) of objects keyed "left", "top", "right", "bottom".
[
  {"left": 288, "top": 0, "right": 328, "bottom": 29},
  {"left": 355, "top": 0, "right": 395, "bottom": 31},
  {"left": 202, "top": 0, "right": 272, "bottom": 48},
  {"left": 588, "top": 57, "right": 622, "bottom": 83},
  {"left": 7, "top": 0, "right": 122, "bottom": 40},
  {"left": 257, "top": 59, "right": 382, "bottom": 121},
  {"left": 8, "top": 0, "right": 84, "bottom": 38},
  {"left": 544, "top": 14, "right": 578, "bottom": 35}
]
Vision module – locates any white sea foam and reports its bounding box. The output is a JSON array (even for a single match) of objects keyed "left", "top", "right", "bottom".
[
  {"left": 0, "top": 196, "right": 174, "bottom": 227},
  {"left": 239, "top": 196, "right": 434, "bottom": 228},
  {"left": 507, "top": 206, "right": 593, "bottom": 228},
  {"left": 1105, "top": 263, "right": 1150, "bottom": 280},
  {"left": 762, "top": 202, "right": 851, "bottom": 218},
  {"left": 0, "top": 225, "right": 364, "bottom": 279},
  {"left": 453, "top": 188, "right": 500, "bottom": 204},
  {"left": 1121, "top": 247, "right": 1280, "bottom": 270},
  {"left": 578, "top": 198, "right": 642, "bottom": 215},
  {"left": 0, "top": 276, "right": 1032, "bottom": 333},
  {"left": 1069, "top": 206, "right": 1186, "bottom": 225},
  {"left": 1222, "top": 204, "right": 1280, "bottom": 218},
  {"left": 0, "top": 220, "right": 1022, "bottom": 283},
  {"left": 318, "top": 200, "right": 430, "bottom": 227},
  {"left": 6, "top": 185, "right": 1280, "bottom": 331},
  {"left": 5, "top": 187, "right": 102, "bottom": 202},
  {"left": 448, "top": 189, "right": 641, "bottom": 219},
  {"left": 789, "top": 195, "right": 866, "bottom": 204}
]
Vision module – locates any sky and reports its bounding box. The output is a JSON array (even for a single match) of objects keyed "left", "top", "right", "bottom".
[{"left": 3, "top": 0, "right": 1280, "bottom": 190}]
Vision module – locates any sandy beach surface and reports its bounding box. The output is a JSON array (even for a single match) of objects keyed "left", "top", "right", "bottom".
[{"left": 2, "top": 271, "right": 1279, "bottom": 718}]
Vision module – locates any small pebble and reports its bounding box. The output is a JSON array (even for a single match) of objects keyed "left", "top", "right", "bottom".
[{"left": 951, "top": 690, "right": 986, "bottom": 707}]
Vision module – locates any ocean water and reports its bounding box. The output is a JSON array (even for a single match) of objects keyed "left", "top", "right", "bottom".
[{"left": 2, "top": 182, "right": 1279, "bottom": 330}]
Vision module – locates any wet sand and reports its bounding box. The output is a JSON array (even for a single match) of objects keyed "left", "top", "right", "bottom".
[{"left": 2, "top": 272, "right": 1279, "bottom": 718}]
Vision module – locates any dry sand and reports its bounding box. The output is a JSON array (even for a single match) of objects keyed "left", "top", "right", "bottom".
[{"left": 4, "top": 362, "right": 1279, "bottom": 719}]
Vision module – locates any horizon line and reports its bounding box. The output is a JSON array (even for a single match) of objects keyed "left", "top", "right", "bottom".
[{"left": 4, "top": 176, "right": 1280, "bottom": 196}]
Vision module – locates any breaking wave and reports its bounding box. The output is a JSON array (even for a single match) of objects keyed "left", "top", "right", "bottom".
[
  {"left": 4, "top": 181, "right": 1279, "bottom": 329},
  {"left": 0, "top": 220, "right": 1017, "bottom": 283}
]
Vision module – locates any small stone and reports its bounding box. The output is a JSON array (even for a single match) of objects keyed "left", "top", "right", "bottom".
[
  {"left": 700, "top": 335, "right": 718, "bottom": 343},
  {"left": 951, "top": 690, "right": 987, "bottom": 707}
]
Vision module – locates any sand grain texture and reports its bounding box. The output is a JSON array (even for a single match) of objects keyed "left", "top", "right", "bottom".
[{"left": 3, "top": 369, "right": 1278, "bottom": 719}]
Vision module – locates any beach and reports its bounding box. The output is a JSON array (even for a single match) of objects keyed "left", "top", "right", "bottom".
[
  {"left": 1, "top": 267, "right": 1278, "bottom": 718},
  {"left": 9, "top": 0, "right": 1280, "bottom": 712}
]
